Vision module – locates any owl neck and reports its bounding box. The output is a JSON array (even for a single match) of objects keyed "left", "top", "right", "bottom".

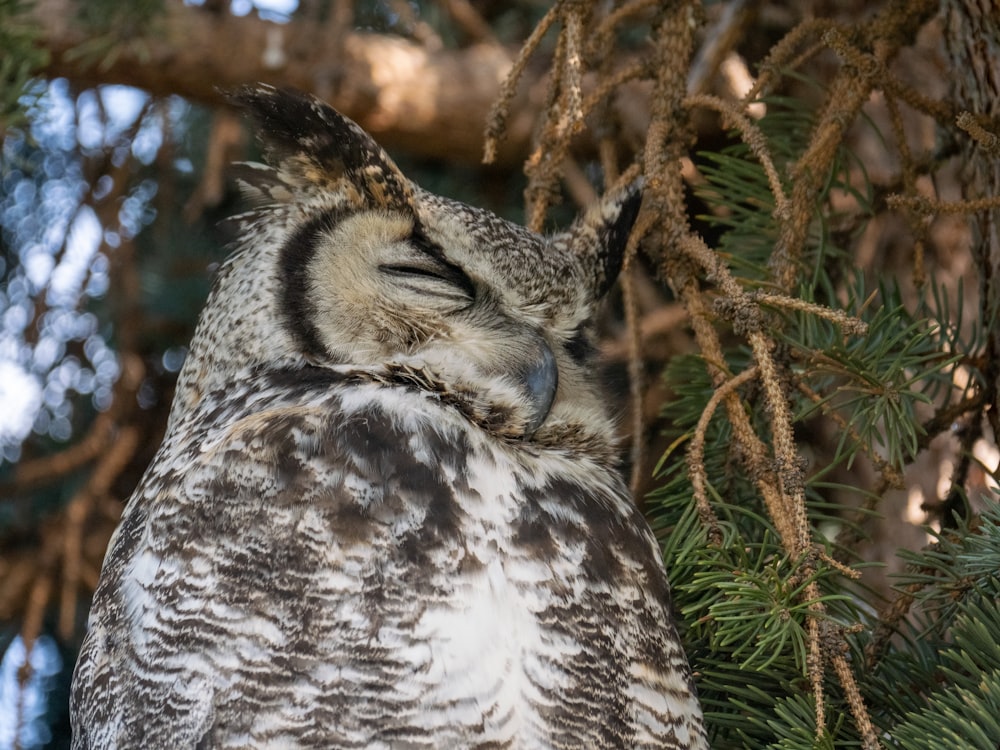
[
  {"left": 325, "top": 361, "right": 622, "bottom": 468},
  {"left": 172, "top": 355, "right": 621, "bottom": 470}
]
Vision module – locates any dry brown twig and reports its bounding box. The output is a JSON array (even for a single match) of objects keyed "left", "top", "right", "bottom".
[
  {"left": 745, "top": 18, "right": 838, "bottom": 103},
  {"left": 684, "top": 93, "right": 790, "bottom": 219},
  {"left": 686, "top": 366, "right": 757, "bottom": 544},
  {"left": 58, "top": 424, "right": 142, "bottom": 640},
  {"left": 483, "top": 3, "right": 561, "bottom": 165},
  {"left": 888, "top": 193, "right": 1000, "bottom": 216},
  {"left": 956, "top": 110, "right": 1000, "bottom": 154},
  {"left": 883, "top": 91, "right": 929, "bottom": 287}
]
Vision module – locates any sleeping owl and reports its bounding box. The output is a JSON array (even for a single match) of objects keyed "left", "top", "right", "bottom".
[{"left": 70, "top": 84, "right": 708, "bottom": 749}]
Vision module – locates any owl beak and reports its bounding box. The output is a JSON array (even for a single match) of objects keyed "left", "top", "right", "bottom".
[{"left": 517, "top": 335, "right": 558, "bottom": 435}]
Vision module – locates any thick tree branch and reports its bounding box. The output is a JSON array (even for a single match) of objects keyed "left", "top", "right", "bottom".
[{"left": 27, "top": 0, "right": 538, "bottom": 165}]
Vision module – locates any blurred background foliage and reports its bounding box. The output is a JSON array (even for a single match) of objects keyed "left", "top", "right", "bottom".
[{"left": 1, "top": 0, "right": 999, "bottom": 748}]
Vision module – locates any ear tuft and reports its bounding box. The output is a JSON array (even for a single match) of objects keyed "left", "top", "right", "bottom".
[
  {"left": 225, "top": 84, "right": 413, "bottom": 211},
  {"left": 566, "top": 178, "right": 644, "bottom": 299}
]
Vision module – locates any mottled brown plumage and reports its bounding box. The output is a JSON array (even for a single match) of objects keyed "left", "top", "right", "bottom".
[{"left": 71, "top": 84, "right": 707, "bottom": 749}]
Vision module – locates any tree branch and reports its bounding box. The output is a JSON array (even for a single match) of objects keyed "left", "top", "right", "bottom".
[{"left": 26, "top": 0, "right": 537, "bottom": 165}]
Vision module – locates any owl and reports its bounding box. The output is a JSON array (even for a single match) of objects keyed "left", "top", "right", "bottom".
[{"left": 70, "top": 84, "right": 708, "bottom": 749}]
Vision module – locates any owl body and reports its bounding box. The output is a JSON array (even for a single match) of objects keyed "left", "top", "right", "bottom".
[{"left": 71, "top": 86, "right": 707, "bottom": 749}]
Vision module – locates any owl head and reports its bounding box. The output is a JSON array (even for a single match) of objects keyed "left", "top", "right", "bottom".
[{"left": 174, "top": 84, "right": 641, "bottom": 457}]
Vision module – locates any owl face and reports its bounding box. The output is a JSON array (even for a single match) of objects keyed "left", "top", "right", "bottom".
[{"left": 184, "top": 85, "right": 641, "bottom": 445}]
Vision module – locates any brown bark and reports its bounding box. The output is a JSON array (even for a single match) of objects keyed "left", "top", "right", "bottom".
[
  {"left": 943, "top": 0, "right": 1000, "bottom": 508},
  {"left": 26, "top": 0, "right": 538, "bottom": 166}
]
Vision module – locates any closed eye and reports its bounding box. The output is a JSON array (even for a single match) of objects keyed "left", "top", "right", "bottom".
[
  {"left": 379, "top": 257, "right": 476, "bottom": 307},
  {"left": 380, "top": 225, "right": 477, "bottom": 302},
  {"left": 381, "top": 263, "right": 453, "bottom": 282}
]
